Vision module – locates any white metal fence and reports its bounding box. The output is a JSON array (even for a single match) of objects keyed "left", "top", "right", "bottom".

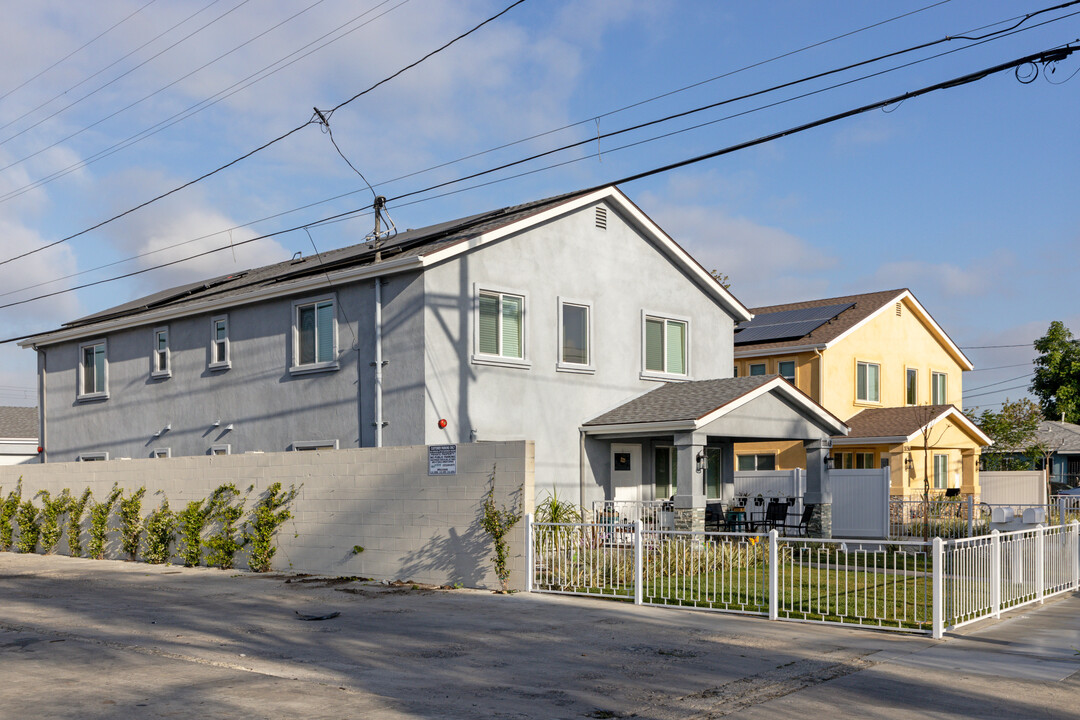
[
  {"left": 527, "top": 516, "right": 1080, "bottom": 638},
  {"left": 591, "top": 500, "right": 671, "bottom": 531}
]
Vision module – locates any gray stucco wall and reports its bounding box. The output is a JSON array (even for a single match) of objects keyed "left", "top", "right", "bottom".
[
  {"left": 39, "top": 271, "right": 426, "bottom": 461},
  {"left": 420, "top": 199, "right": 737, "bottom": 501}
]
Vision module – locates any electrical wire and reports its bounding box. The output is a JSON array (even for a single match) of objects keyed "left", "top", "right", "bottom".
[
  {"left": 961, "top": 343, "right": 1034, "bottom": 349},
  {"left": 962, "top": 383, "right": 1033, "bottom": 400},
  {"left": 966, "top": 362, "right": 1035, "bottom": 372},
  {"left": 963, "top": 371, "right": 1035, "bottom": 393},
  {"left": 0, "top": 0, "right": 528, "bottom": 269},
  {"left": 0, "top": 0, "right": 160, "bottom": 104},
  {"left": 0, "top": 41, "right": 1073, "bottom": 343}
]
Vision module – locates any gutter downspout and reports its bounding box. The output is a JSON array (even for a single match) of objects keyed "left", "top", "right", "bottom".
[
  {"left": 374, "top": 278, "right": 384, "bottom": 447},
  {"left": 579, "top": 430, "right": 586, "bottom": 511},
  {"left": 34, "top": 345, "right": 46, "bottom": 463}
]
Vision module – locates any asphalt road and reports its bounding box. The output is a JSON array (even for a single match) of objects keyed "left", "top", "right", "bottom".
[{"left": 0, "top": 553, "right": 1077, "bottom": 719}]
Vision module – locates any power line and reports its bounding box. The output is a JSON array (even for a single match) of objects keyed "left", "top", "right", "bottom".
[
  {"left": 963, "top": 383, "right": 1033, "bottom": 400},
  {"left": 1, "top": 41, "right": 1074, "bottom": 341},
  {"left": 961, "top": 343, "right": 1034, "bottom": 349},
  {"left": 0, "top": 0, "right": 159, "bottom": 104},
  {"left": 966, "top": 361, "right": 1034, "bottom": 372},
  {"left": 0, "top": 0, "right": 528, "bottom": 270},
  {"left": 963, "top": 371, "right": 1035, "bottom": 393}
]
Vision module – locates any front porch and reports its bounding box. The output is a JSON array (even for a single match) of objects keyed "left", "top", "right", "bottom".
[{"left": 579, "top": 376, "right": 848, "bottom": 537}]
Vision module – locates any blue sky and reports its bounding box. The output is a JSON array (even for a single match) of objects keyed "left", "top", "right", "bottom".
[{"left": 0, "top": 0, "right": 1076, "bottom": 411}]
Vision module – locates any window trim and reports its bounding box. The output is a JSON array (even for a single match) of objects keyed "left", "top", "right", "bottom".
[
  {"left": 905, "top": 367, "right": 918, "bottom": 406},
  {"left": 77, "top": 339, "right": 109, "bottom": 402},
  {"left": 290, "top": 294, "right": 339, "bottom": 375},
  {"left": 152, "top": 448, "right": 171, "bottom": 459},
  {"left": 933, "top": 453, "right": 949, "bottom": 489},
  {"left": 210, "top": 444, "right": 231, "bottom": 456},
  {"left": 209, "top": 314, "right": 231, "bottom": 371},
  {"left": 151, "top": 326, "right": 171, "bottom": 379},
  {"left": 855, "top": 360, "right": 881, "bottom": 404},
  {"left": 748, "top": 362, "right": 767, "bottom": 377},
  {"left": 640, "top": 310, "right": 690, "bottom": 381},
  {"left": 736, "top": 453, "right": 776, "bottom": 471},
  {"left": 471, "top": 284, "right": 531, "bottom": 369},
  {"left": 291, "top": 439, "right": 339, "bottom": 452},
  {"left": 556, "top": 296, "right": 594, "bottom": 374},
  {"left": 931, "top": 370, "right": 948, "bottom": 405},
  {"left": 777, "top": 358, "right": 796, "bottom": 383},
  {"left": 79, "top": 452, "right": 109, "bottom": 462}
]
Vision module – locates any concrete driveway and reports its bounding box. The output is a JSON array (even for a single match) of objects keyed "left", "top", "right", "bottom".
[{"left": 0, "top": 553, "right": 1078, "bottom": 719}]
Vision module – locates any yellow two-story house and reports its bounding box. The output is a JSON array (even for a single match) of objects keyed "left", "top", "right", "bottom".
[{"left": 732, "top": 289, "right": 990, "bottom": 497}]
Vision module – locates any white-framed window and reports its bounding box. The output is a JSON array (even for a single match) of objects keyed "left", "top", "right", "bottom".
[
  {"left": 834, "top": 452, "right": 873, "bottom": 469},
  {"left": 642, "top": 312, "right": 689, "bottom": 380},
  {"left": 473, "top": 286, "right": 529, "bottom": 368},
  {"left": 778, "top": 360, "right": 796, "bottom": 382},
  {"left": 906, "top": 368, "right": 918, "bottom": 406},
  {"left": 151, "top": 326, "right": 170, "bottom": 379},
  {"left": 291, "top": 440, "right": 339, "bottom": 451},
  {"left": 856, "top": 361, "right": 880, "bottom": 403},
  {"left": 933, "top": 453, "right": 949, "bottom": 489},
  {"left": 77, "top": 339, "right": 109, "bottom": 401},
  {"left": 737, "top": 453, "right": 776, "bottom": 471},
  {"left": 210, "top": 444, "right": 231, "bottom": 456},
  {"left": 557, "top": 297, "right": 593, "bottom": 373},
  {"left": 79, "top": 452, "right": 108, "bottom": 462},
  {"left": 290, "top": 295, "right": 338, "bottom": 375},
  {"left": 749, "top": 363, "right": 766, "bottom": 376},
  {"left": 152, "top": 448, "right": 171, "bottom": 459},
  {"left": 932, "top": 371, "right": 947, "bottom": 405},
  {"left": 209, "top": 314, "right": 230, "bottom": 370}
]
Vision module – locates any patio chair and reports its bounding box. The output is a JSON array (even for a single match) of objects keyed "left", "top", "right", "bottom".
[
  {"left": 704, "top": 503, "right": 724, "bottom": 532},
  {"left": 756, "top": 501, "right": 789, "bottom": 532},
  {"left": 788, "top": 504, "right": 815, "bottom": 537}
]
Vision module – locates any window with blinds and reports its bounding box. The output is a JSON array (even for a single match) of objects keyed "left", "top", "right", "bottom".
[
  {"left": 478, "top": 290, "right": 524, "bottom": 359},
  {"left": 931, "top": 371, "right": 947, "bottom": 404},
  {"left": 293, "top": 297, "right": 337, "bottom": 371},
  {"left": 644, "top": 316, "right": 687, "bottom": 376},
  {"left": 79, "top": 340, "right": 107, "bottom": 399},
  {"left": 856, "top": 361, "right": 880, "bottom": 402}
]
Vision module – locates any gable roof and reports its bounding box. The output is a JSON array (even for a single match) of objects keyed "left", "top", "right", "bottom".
[
  {"left": 21, "top": 186, "right": 750, "bottom": 348},
  {"left": 0, "top": 406, "right": 38, "bottom": 440},
  {"left": 1033, "top": 421, "right": 1080, "bottom": 454},
  {"left": 835, "top": 404, "right": 991, "bottom": 445},
  {"left": 732, "top": 288, "right": 973, "bottom": 370},
  {"left": 581, "top": 375, "right": 848, "bottom": 436}
]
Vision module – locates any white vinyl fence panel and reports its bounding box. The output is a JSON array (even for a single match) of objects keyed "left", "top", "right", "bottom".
[
  {"left": 831, "top": 469, "right": 890, "bottom": 539},
  {"left": 980, "top": 471, "right": 1046, "bottom": 506},
  {"left": 734, "top": 470, "right": 805, "bottom": 511}
]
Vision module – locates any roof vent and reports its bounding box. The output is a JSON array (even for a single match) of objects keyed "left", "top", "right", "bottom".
[
  {"left": 895, "top": 302, "right": 902, "bottom": 317},
  {"left": 595, "top": 205, "right": 607, "bottom": 230}
]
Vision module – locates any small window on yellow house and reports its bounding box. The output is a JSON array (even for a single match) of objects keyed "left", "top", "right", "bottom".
[
  {"left": 749, "top": 363, "right": 766, "bottom": 376},
  {"left": 778, "top": 360, "right": 795, "bottom": 382}
]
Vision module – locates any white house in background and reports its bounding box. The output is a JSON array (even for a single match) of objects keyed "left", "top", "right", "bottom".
[{"left": 0, "top": 406, "right": 38, "bottom": 465}]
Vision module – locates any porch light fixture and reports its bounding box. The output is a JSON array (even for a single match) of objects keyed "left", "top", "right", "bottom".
[
  {"left": 695, "top": 449, "right": 708, "bottom": 474},
  {"left": 824, "top": 454, "right": 834, "bottom": 470}
]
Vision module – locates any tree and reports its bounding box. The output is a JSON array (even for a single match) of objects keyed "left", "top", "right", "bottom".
[
  {"left": 1030, "top": 321, "right": 1080, "bottom": 424},
  {"left": 709, "top": 269, "right": 732, "bottom": 290},
  {"left": 966, "top": 398, "right": 1042, "bottom": 470}
]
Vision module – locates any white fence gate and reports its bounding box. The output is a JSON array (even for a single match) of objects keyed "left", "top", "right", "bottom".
[
  {"left": 832, "top": 468, "right": 890, "bottom": 538},
  {"left": 980, "top": 471, "right": 1046, "bottom": 506}
]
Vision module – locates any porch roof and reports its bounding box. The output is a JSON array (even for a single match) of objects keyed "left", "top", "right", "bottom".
[
  {"left": 833, "top": 404, "right": 992, "bottom": 446},
  {"left": 581, "top": 376, "right": 849, "bottom": 437}
]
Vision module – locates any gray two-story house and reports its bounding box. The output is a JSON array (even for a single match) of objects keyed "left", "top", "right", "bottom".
[{"left": 22, "top": 186, "right": 846, "bottom": 529}]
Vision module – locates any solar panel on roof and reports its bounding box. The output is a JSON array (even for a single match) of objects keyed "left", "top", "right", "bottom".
[{"left": 733, "top": 301, "right": 853, "bottom": 345}]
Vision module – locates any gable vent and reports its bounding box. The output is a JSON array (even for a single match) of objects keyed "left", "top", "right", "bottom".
[
  {"left": 595, "top": 205, "right": 608, "bottom": 230},
  {"left": 895, "top": 302, "right": 902, "bottom": 317}
]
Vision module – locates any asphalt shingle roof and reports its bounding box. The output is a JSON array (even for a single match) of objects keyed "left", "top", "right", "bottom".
[
  {"left": 734, "top": 289, "right": 906, "bottom": 352},
  {"left": 842, "top": 405, "right": 955, "bottom": 439},
  {"left": 1033, "top": 421, "right": 1080, "bottom": 453},
  {"left": 0, "top": 406, "right": 38, "bottom": 439},
  {"left": 583, "top": 376, "right": 776, "bottom": 427}
]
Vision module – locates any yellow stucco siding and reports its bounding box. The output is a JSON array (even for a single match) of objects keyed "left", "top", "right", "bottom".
[
  {"left": 734, "top": 351, "right": 817, "bottom": 398},
  {"left": 824, "top": 298, "right": 965, "bottom": 417}
]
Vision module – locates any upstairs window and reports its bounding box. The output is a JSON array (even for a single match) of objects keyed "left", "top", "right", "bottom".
[
  {"left": 932, "top": 371, "right": 947, "bottom": 404},
  {"left": 643, "top": 315, "right": 687, "bottom": 377},
  {"left": 856, "top": 361, "right": 880, "bottom": 403},
  {"left": 78, "top": 339, "right": 108, "bottom": 401},
  {"left": 291, "top": 296, "right": 338, "bottom": 374},
  {"left": 478, "top": 290, "right": 524, "bottom": 360},
  {"left": 210, "top": 315, "right": 230, "bottom": 370},
  {"left": 749, "top": 363, "right": 766, "bottom": 376},
  {"left": 558, "top": 298, "right": 592, "bottom": 372},
  {"left": 778, "top": 360, "right": 795, "bottom": 382},
  {"left": 906, "top": 368, "right": 918, "bottom": 405},
  {"left": 151, "top": 327, "right": 170, "bottom": 379}
]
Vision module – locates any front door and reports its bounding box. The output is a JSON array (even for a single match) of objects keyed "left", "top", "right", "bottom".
[{"left": 610, "top": 443, "right": 642, "bottom": 502}]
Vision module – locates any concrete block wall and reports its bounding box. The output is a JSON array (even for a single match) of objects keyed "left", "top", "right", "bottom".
[{"left": 0, "top": 441, "right": 535, "bottom": 591}]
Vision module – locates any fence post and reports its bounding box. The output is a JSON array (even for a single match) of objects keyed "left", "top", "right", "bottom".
[
  {"left": 966, "top": 495, "right": 974, "bottom": 538},
  {"left": 633, "top": 520, "right": 643, "bottom": 606},
  {"left": 1059, "top": 496, "right": 1067, "bottom": 526},
  {"left": 1035, "top": 525, "right": 1045, "bottom": 604},
  {"left": 768, "top": 530, "right": 779, "bottom": 621},
  {"left": 932, "top": 537, "right": 944, "bottom": 639},
  {"left": 990, "top": 530, "right": 1001, "bottom": 619},
  {"left": 1071, "top": 520, "right": 1080, "bottom": 591},
  {"left": 524, "top": 513, "right": 534, "bottom": 594}
]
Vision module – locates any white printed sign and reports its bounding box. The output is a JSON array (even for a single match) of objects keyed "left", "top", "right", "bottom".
[{"left": 428, "top": 444, "right": 457, "bottom": 475}]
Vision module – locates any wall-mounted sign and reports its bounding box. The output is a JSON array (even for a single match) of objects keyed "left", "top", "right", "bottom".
[
  {"left": 614, "top": 452, "right": 631, "bottom": 471},
  {"left": 428, "top": 444, "right": 457, "bottom": 475}
]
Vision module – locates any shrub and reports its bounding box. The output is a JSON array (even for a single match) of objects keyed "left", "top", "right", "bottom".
[
  {"left": 143, "top": 498, "right": 177, "bottom": 565},
  {"left": 244, "top": 483, "right": 299, "bottom": 573},
  {"left": 0, "top": 479, "right": 22, "bottom": 551},
  {"left": 177, "top": 499, "right": 210, "bottom": 567},
  {"left": 480, "top": 468, "right": 523, "bottom": 592},
  {"left": 15, "top": 499, "right": 40, "bottom": 554},
  {"left": 205, "top": 484, "right": 245, "bottom": 569},
  {"left": 88, "top": 485, "right": 122, "bottom": 560},
  {"left": 118, "top": 487, "right": 147, "bottom": 561},
  {"left": 36, "top": 489, "right": 71, "bottom": 554},
  {"left": 67, "top": 489, "right": 93, "bottom": 557}
]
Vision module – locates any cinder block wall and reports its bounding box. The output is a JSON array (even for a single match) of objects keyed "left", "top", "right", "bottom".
[{"left": 0, "top": 441, "right": 535, "bottom": 591}]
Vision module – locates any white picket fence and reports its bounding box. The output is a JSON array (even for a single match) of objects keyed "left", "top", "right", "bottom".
[{"left": 526, "top": 516, "right": 1080, "bottom": 638}]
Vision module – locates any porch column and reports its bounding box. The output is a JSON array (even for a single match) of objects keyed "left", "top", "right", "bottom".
[
  {"left": 673, "top": 431, "right": 706, "bottom": 532},
  {"left": 961, "top": 448, "right": 979, "bottom": 498},
  {"left": 803, "top": 438, "right": 832, "bottom": 538}
]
